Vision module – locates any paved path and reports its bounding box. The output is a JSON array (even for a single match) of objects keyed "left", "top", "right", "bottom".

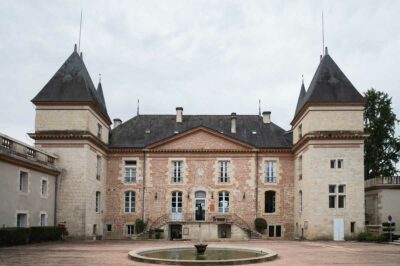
[{"left": 0, "top": 240, "right": 399, "bottom": 265}]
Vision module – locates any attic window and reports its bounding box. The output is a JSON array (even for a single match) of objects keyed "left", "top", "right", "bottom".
[
  {"left": 145, "top": 129, "right": 151, "bottom": 134},
  {"left": 174, "top": 131, "right": 179, "bottom": 134},
  {"left": 252, "top": 130, "right": 257, "bottom": 135}
]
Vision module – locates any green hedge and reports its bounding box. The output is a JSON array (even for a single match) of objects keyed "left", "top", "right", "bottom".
[
  {"left": 0, "top": 226, "right": 63, "bottom": 247},
  {"left": 254, "top": 218, "right": 268, "bottom": 233},
  {"left": 30, "top": 227, "right": 63, "bottom": 243},
  {"left": 357, "top": 232, "right": 388, "bottom": 242}
]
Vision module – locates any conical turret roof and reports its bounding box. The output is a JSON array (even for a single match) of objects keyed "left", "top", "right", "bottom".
[
  {"left": 294, "top": 50, "right": 364, "bottom": 117},
  {"left": 32, "top": 45, "right": 111, "bottom": 123}
]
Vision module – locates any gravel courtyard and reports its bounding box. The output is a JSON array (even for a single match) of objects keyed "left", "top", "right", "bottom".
[{"left": 0, "top": 240, "right": 399, "bottom": 265}]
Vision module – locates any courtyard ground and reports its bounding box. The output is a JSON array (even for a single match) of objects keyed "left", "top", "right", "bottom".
[{"left": 0, "top": 240, "right": 399, "bottom": 265}]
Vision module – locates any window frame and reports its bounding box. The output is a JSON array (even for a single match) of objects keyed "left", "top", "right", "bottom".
[
  {"left": 218, "top": 191, "right": 230, "bottom": 213},
  {"left": 124, "top": 191, "right": 136, "bottom": 213},
  {"left": 41, "top": 178, "right": 48, "bottom": 198},
  {"left": 124, "top": 160, "right": 137, "bottom": 183},
  {"left": 264, "top": 160, "right": 277, "bottom": 183},
  {"left": 218, "top": 161, "right": 230, "bottom": 183},
  {"left": 264, "top": 190, "right": 276, "bottom": 213},
  {"left": 172, "top": 161, "right": 183, "bottom": 183},
  {"left": 171, "top": 191, "right": 183, "bottom": 213},
  {"left": 19, "top": 170, "right": 29, "bottom": 193},
  {"left": 95, "top": 191, "right": 101, "bottom": 213},
  {"left": 96, "top": 155, "right": 101, "bottom": 180}
]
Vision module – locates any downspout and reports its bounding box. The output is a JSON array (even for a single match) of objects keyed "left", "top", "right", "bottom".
[
  {"left": 255, "top": 151, "right": 259, "bottom": 217},
  {"left": 141, "top": 151, "right": 146, "bottom": 221},
  {"left": 54, "top": 172, "right": 59, "bottom": 226}
]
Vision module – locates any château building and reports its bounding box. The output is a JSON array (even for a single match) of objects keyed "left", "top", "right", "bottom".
[{"left": 19, "top": 44, "right": 367, "bottom": 240}]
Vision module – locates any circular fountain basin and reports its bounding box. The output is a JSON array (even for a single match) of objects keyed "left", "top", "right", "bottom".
[{"left": 128, "top": 245, "right": 277, "bottom": 265}]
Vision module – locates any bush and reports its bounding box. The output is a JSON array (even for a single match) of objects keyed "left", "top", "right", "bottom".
[
  {"left": 135, "top": 219, "right": 146, "bottom": 234},
  {"left": 357, "top": 232, "right": 388, "bottom": 242},
  {"left": 0, "top": 228, "right": 30, "bottom": 246},
  {"left": 254, "top": 218, "right": 268, "bottom": 233},
  {"left": 0, "top": 226, "right": 63, "bottom": 247},
  {"left": 30, "top": 226, "right": 63, "bottom": 243}
]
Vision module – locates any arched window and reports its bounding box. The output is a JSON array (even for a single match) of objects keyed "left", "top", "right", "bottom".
[
  {"left": 125, "top": 191, "right": 135, "bottom": 213},
  {"left": 171, "top": 191, "right": 183, "bottom": 213},
  {"left": 299, "top": 190, "right": 303, "bottom": 212},
  {"left": 195, "top": 191, "right": 206, "bottom": 199},
  {"left": 264, "top": 191, "right": 276, "bottom": 213},
  {"left": 218, "top": 191, "right": 230, "bottom": 213}
]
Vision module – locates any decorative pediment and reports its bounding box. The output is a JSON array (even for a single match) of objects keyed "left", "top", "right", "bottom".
[{"left": 147, "top": 127, "right": 254, "bottom": 150}]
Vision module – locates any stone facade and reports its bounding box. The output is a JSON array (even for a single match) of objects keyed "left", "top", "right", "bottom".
[{"left": 24, "top": 47, "right": 368, "bottom": 241}]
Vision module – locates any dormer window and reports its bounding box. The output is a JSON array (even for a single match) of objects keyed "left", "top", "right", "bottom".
[{"left": 97, "top": 123, "right": 102, "bottom": 139}]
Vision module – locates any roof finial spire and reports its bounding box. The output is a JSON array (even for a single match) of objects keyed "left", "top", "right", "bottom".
[
  {"left": 258, "top": 99, "right": 261, "bottom": 116},
  {"left": 78, "top": 9, "right": 83, "bottom": 52},
  {"left": 302, "top": 74, "right": 304, "bottom": 85},
  {"left": 137, "top": 99, "right": 140, "bottom": 116},
  {"left": 99, "top": 73, "right": 101, "bottom": 83},
  {"left": 322, "top": 10, "right": 325, "bottom": 56}
]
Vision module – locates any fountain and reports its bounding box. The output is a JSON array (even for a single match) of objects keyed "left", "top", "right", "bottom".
[{"left": 128, "top": 214, "right": 277, "bottom": 265}]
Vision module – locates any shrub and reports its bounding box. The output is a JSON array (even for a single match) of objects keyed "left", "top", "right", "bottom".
[
  {"left": 0, "top": 228, "right": 30, "bottom": 246},
  {"left": 0, "top": 226, "right": 64, "bottom": 247},
  {"left": 254, "top": 218, "right": 268, "bottom": 233},
  {"left": 30, "top": 226, "right": 63, "bottom": 243},
  {"left": 135, "top": 219, "right": 146, "bottom": 234},
  {"left": 357, "top": 232, "right": 388, "bottom": 242}
]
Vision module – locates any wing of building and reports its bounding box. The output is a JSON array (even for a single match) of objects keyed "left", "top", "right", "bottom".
[{"left": 12, "top": 44, "right": 368, "bottom": 241}]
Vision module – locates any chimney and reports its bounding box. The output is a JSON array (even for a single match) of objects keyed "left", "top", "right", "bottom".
[
  {"left": 113, "top": 118, "right": 122, "bottom": 129},
  {"left": 262, "top": 111, "right": 271, "bottom": 124},
  {"left": 231, "top": 112, "right": 237, "bottom": 133},
  {"left": 176, "top": 107, "right": 183, "bottom": 123},
  {"left": 74, "top": 44, "right": 77, "bottom": 52}
]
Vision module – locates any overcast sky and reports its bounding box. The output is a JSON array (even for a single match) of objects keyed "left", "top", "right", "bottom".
[{"left": 0, "top": 0, "right": 399, "bottom": 144}]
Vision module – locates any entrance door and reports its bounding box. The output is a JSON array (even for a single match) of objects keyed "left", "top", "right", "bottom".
[
  {"left": 333, "top": 218, "right": 344, "bottom": 241},
  {"left": 194, "top": 191, "right": 206, "bottom": 221},
  {"left": 170, "top": 224, "right": 182, "bottom": 240}
]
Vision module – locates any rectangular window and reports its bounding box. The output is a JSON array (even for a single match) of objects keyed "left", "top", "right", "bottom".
[
  {"left": 17, "top": 213, "right": 27, "bottom": 228},
  {"left": 265, "top": 161, "right": 277, "bottom": 183},
  {"left": 19, "top": 171, "right": 28, "bottom": 193},
  {"left": 298, "top": 124, "right": 302, "bottom": 139},
  {"left": 40, "top": 213, "right": 46, "bottom": 226},
  {"left": 329, "top": 184, "right": 346, "bottom": 209},
  {"left": 350, "top": 222, "right": 355, "bottom": 233},
  {"left": 268, "top": 225, "right": 275, "bottom": 237},
  {"left": 219, "top": 161, "right": 229, "bottom": 183},
  {"left": 330, "top": 160, "right": 336, "bottom": 169},
  {"left": 172, "top": 161, "right": 183, "bottom": 183},
  {"left": 96, "top": 155, "right": 101, "bottom": 180},
  {"left": 127, "top": 225, "right": 134, "bottom": 236},
  {"left": 329, "top": 195, "right": 336, "bottom": 208},
  {"left": 41, "top": 179, "right": 48, "bottom": 197},
  {"left": 125, "top": 191, "right": 136, "bottom": 213},
  {"left": 97, "top": 123, "right": 102, "bottom": 139},
  {"left": 337, "top": 159, "right": 343, "bottom": 169},
  {"left": 298, "top": 156, "right": 302, "bottom": 180},
  {"left": 107, "top": 224, "right": 112, "bottom": 232},
  {"left": 95, "top": 191, "right": 101, "bottom": 213},
  {"left": 276, "top": 225, "right": 282, "bottom": 237},
  {"left": 124, "top": 161, "right": 137, "bottom": 183},
  {"left": 93, "top": 224, "right": 97, "bottom": 235}
]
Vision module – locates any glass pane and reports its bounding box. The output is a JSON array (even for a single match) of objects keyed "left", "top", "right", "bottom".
[
  {"left": 268, "top": 226, "right": 274, "bottom": 237},
  {"left": 276, "top": 225, "right": 282, "bottom": 237},
  {"left": 329, "top": 185, "right": 336, "bottom": 193},
  {"left": 195, "top": 191, "right": 206, "bottom": 198}
]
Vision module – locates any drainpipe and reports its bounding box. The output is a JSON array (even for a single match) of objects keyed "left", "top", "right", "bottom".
[
  {"left": 54, "top": 172, "right": 59, "bottom": 226},
  {"left": 255, "top": 151, "right": 259, "bottom": 217},
  {"left": 141, "top": 151, "right": 146, "bottom": 221}
]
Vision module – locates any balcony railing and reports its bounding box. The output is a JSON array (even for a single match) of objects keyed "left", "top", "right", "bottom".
[
  {"left": 0, "top": 134, "right": 57, "bottom": 168},
  {"left": 365, "top": 176, "right": 400, "bottom": 187}
]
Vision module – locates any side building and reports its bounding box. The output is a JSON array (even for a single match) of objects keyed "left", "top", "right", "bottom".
[{"left": 0, "top": 133, "right": 59, "bottom": 228}]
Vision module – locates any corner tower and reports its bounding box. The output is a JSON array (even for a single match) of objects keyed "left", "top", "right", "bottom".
[
  {"left": 292, "top": 48, "right": 367, "bottom": 240},
  {"left": 30, "top": 45, "right": 111, "bottom": 239}
]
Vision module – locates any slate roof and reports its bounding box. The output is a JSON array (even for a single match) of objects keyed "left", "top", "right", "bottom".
[
  {"left": 294, "top": 52, "right": 365, "bottom": 116},
  {"left": 32, "top": 46, "right": 110, "bottom": 123},
  {"left": 109, "top": 115, "right": 293, "bottom": 149},
  {"left": 295, "top": 82, "right": 306, "bottom": 115}
]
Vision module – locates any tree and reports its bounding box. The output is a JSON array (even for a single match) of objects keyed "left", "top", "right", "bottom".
[{"left": 364, "top": 88, "right": 400, "bottom": 180}]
